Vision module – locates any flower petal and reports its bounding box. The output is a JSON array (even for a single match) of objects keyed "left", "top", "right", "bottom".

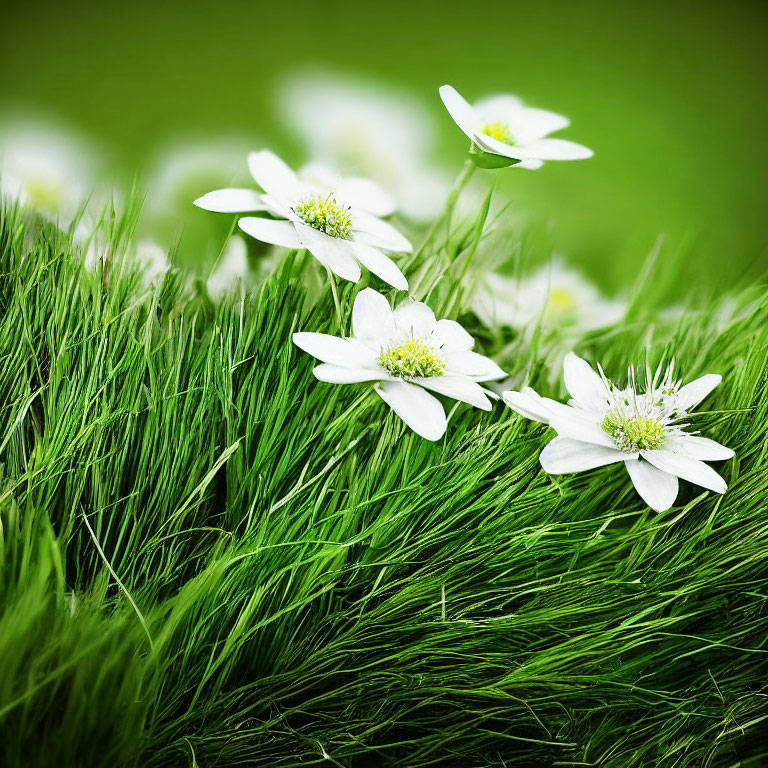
[
  {"left": 502, "top": 138, "right": 593, "bottom": 160},
  {"left": 375, "top": 380, "right": 447, "bottom": 441},
  {"left": 472, "top": 93, "right": 524, "bottom": 122},
  {"left": 347, "top": 241, "right": 408, "bottom": 291},
  {"left": 674, "top": 374, "right": 722, "bottom": 412},
  {"left": 548, "top": 409, "right": 616, "bottom": 449},
  {"left": 337, "top": 177, "right": 397, "bottom": 217},
  {"left": 562, "top": 352, "right": 609, "bottom": 411},
  {"left": 431, "top": 319, "right": 474, "bottom": 353},
  {"left": 248, "top": 150, "right": 300, "bottom": 198},
  {"left": 473, "top": 132, "right": 526, "bottom": 159},
  {"left": 503, "top": 388, "right": 553, "bottom": 424},
  {"left": 295, "top": 223, "right": 362, "bottom": 283},
  {"left": 313, "top": 364, "right": 384, "bottom": 383},
  {"left": 352, "top": 287, "right": 395, "bottom": 341},
  {"left": 393, "top": 298, "right": 437, "bottom": 337},
  {"left": 625, "top": 459, "right": 679, "bottom": 512},
  {"left": 668, "top": 435, "right": 734, "bottom": 461},
  {"left": 293, "top": 332, "right": 378, "bottom": 368},
  {"left": 443, "top": 350, "right": 506, "bottom": 381},
  {"left": 194, "top": 188, "right": 265, "bottom": 213},
  {"left": 510, "top": 107, "right": 570, "bottom": 144},
  {"left": 352, "top": 212, "right": 412, "bottom": 253},
  {"left": 415, "top": 376, "right": 492, "bottom": 411},
  {"left": 641, "top": 449, "right": 727, "bottom": 494},
  {"left": 238, "top": 217, "right": 302, "bottom": 248},
  {"left": 540, "top": 437, "right": 634, "bottom": 474},
  {"left": 439, "top": 85, "right": 483, "bottom": 141}
]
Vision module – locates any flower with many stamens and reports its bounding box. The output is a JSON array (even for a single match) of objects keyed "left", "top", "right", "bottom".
[
  {"left": 293, "top": 192, "right": 353, "bottom": 239},
  {"left": 440, "top": 85, "right": 593, "bottom": 169},
  {"left": 292, "top": 288, "right": 506, "bottom": 440},
  {"left": 503, "top": 353, "right": 734, "bottom": 512},
  {"left": 194, "top": 150, "right": 411, "bottom": 289}
]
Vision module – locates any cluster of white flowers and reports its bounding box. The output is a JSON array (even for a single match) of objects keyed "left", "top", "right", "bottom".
[{"left": 0, "top": 81, "right": 734, "bottom": 513}]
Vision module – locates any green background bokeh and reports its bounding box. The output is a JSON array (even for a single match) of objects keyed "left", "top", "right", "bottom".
[{"left": 2, "top": 0, "right": 767, "bottom": 293}]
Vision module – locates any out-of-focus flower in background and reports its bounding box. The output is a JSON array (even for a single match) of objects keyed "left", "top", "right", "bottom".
[
  {"left": 143, "top": 136, "right": 256, "bottom": 219},
  {"left": 207, "top": 235, "right": 248, "bottom": 299},
  {"left": 0, "top": 117, "right": 100, "bottom": 226},
  {"left": 440, "top": 85, "right": 593, "bottom": 168},
  {"left": 136, "top": 239, "right": 170, "bottom": 287},
  {"left": 276, "top": 70, "right": 451, "bottom": 222},
  {"left": 473, "top": 257, "right": 625, "bottom": 334}
]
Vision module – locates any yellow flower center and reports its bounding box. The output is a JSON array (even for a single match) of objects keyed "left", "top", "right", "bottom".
[
  {"left": 544, "top": 288, "right": 578, "bottom": 324},
  {"left": 378, "top": 337, "right": 446, "bottom": 379},
  {"left": 481, "top": 121, "right": 516, "bottom": 145},
  {"left": 24, "top": 179, "right": 63, "bottom": 212},
  {"left": 601, "top": 410, "right": 666, "bottom": 453},
  {"left": 293, "top": 193, "right": 352, "bottom": 239}
]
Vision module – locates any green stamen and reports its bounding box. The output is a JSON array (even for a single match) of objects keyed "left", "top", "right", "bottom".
[
  {"left": 293, "top": 193, "right": 353, "bottom": 239},
  {"left": 601, "top": 410, "right": 666, "bottom": 453},
  {"left": 379, "top": 338, "right": 446, "bottom": 379}
]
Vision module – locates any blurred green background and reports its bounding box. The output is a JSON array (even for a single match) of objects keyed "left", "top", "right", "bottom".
[{"left": 2, "top": 0, "right": 767, "bottom": 293}]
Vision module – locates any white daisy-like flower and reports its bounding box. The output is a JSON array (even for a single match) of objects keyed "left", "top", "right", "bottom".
[
  {"left": 503, "top": 353, "right": 734, "bottom": 512},
  {"left": 277, "top": 71, "right": 451, "bottom": 222},
  {"left": 194, "top": 150, "right": 411, "bottom": 290},
  {"left": 293, "top": 288, "right": 506, "bottom": 441},
  {"left": 473, "top": 258, "right": 625, "bottom": 333},
  {"left": 0, "top": 119, "right": 97, "bottom": 225},
  {"left": 440, "top": 85, "right": 593, "bottom": 169}
]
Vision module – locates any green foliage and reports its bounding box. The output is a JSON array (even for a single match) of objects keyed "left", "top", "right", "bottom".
[{"left": 1, "top": 200, "right": 767, "bottom": 767}]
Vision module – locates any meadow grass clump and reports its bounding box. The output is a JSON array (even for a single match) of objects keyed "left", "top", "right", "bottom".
[{"left": 0, "top": 200, "right": 767, "bottom": 767}]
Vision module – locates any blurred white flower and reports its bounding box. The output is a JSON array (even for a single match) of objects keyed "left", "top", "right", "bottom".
[
  {"left": 473, "top": 258, "right": 625, "bottom": 334},
  {"left": 440, "top": 85, "right": 592, "bottom": 168},
  {"left": 293, "top": 288, "right": 505, "bottom": 440},
  {"left": 143, "top": 136, "right": 255, "bottom": 218},
  {"left": 83, "top": 228, "right": 169, "bottom": 288},
  {"left": 0, "top": 119, "right": 97, "bottom": 225},
  {"left": 504, "top": 353, "right": 733, "bottom": 512},
  {"left": 195, "top": 150, "right": 412, "bottom": 289},
  {"left": 276, "top": 71, "right": 451, "bottom": 221},
  {"left": 207, "top": 236, "right": 248, "bottom": 299},
  {"left": 136, "top": 240, "right": 170, "bottom": 287}
]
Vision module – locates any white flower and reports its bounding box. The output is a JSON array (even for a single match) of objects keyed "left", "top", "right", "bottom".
[
  {"left": 473, "top": 258, "right": 625, "bottom": 333},
  {"left": 276, "top": 71, "right": 451, "bottom": 221},
  {"left": 293, "top": 288, "right": 506, "bottom": 441},
  {"left": 207, "top": 236, "right": 248, "bottom": 299},
  {"left": 503, "top": 353, "right": 734, "bottom": 512},
  {"left": 440, "top": 85, "right": 593, "bottom": 168},
  {"left": 194, "top": 150, "right": 412, "bottom": 290},
  {"left": 0, "top": 119, "right": 97, "bottom": 225}
]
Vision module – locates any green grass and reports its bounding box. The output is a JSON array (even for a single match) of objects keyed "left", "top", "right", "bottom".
[{"left": 1, "top": 197, "right": 767, "bottom": 767}]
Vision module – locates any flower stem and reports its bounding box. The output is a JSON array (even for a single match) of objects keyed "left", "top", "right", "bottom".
[
  {"left": 326, "top": 268, "right": 343, "bottom": 331},
  {"left": 409, "top": 159, "right": 476, "bottom": 267}
]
